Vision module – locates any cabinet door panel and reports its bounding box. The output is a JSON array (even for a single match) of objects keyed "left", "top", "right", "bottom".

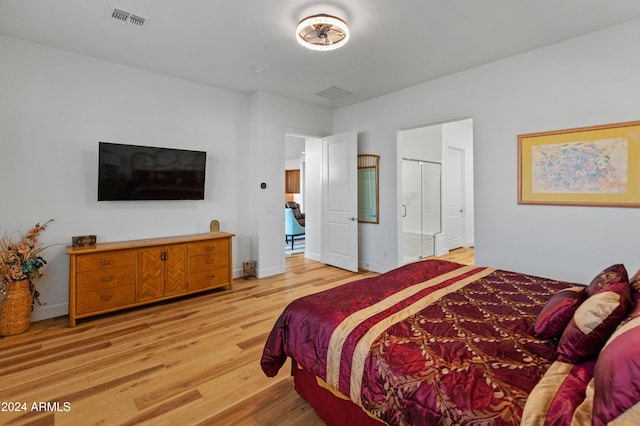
[
  {"left": 138, "top": 247, "right": 165, "bottom": 301},
  {"left": 165, "top": 244, "right": 188, "bottom": 296}
]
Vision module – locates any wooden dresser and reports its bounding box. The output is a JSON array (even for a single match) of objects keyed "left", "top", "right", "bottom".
[{"left": 66, "top": 232, "right": 234, "bottom": 326}]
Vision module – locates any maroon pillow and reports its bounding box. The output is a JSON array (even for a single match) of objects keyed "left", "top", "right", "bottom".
[
  {"left": 557, "top": 280, "right": 631, "bottom": 364},
  {"left": 592, "top": 302, "right": 640, "bottom": 425},
  {"left": 585, "top": 264, "right": 628, "bottom": 297},
  {"left": 534, "top": 286, "right": 587, "bottom": 339},
  {"left": 630, "top": 269, "right": 640, "bottom": 303}
]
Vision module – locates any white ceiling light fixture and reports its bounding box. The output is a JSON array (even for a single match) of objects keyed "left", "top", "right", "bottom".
[{"left": 296, "top": 14, "right": 350, "bottom": 51}]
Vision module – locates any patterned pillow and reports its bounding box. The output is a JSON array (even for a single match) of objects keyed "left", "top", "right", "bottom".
[
  {"left": 556, "top": 280, "right": 631, "bottom": 364},
  {"left": 521, "top": 360, "right": 596, "bottom": 425},
  {"left": 585, "top": 263, "right": 628, "bottom": 297},
  {"left": 534, "top": 286, "right": 587, "bottom": 339},
  {"left": 630, "top": 269, "right": 640, "bottom": 302},
  {"left": 592, "top": 301, "right": 640, "bottom": 426}
]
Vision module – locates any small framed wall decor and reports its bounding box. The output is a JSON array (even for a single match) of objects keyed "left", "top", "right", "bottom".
[
  {"left": 518, "top": 120, "right": 640, "bottom": 207},
  {"left": 72, "top": 235, "right": 97, "bottom": 247}
]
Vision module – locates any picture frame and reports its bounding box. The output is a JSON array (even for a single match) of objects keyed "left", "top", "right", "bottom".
[{"left": 518, "top": 120, "right": 640, "bottom": 207}]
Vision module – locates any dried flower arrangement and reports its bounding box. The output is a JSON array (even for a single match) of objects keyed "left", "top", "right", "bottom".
[{"left": 0, "top": 219, "right": 54, "bottom": 308}]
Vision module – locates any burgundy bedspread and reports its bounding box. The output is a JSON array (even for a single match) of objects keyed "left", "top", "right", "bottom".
[{"left": 261, "top": 260, "right": 574, "bottom": 425}]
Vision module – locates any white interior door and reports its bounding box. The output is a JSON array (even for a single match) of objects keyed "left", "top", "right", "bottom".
[
  {"left": 446, "top": 146, "right": 464, "bottom": 250},
  {"left": 323, "top": 132, "right": 358, "bottom": 272}
]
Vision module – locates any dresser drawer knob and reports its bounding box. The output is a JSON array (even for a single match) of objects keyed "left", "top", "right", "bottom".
[
  {"left": 101, "top": 276, "right": 113, "bottom": 283},
  {"left": 100, "top": 294, "right": 113, "bottom": 301},
  {"left": 206, "top": 274, "right": 216, "bottom": 280},
  {"left": 100, "top": 259, "right": 113, "bottom": 266},
  {"left": 206, "top": 258, "right": 215, "bottom": 264},
  {"left": 205, "top": 246, "right": 214, "bottom": 251}
]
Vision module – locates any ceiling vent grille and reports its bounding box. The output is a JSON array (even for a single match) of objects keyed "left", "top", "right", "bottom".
[
  {"left": 109, "top": 8, "right": 148, "bottom": 30},
  {"left": 314, "top": 86, "right": 356, "bottom": 101}
]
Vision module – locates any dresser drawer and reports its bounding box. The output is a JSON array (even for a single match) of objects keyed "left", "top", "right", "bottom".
[
  {"left": 189, "top": 239, "right": 229, "bottom": 256},
  {"left": 76, "top": 285, "right": 135, "bottom": 315},
  {"left": 76, "top": 250, "right": 136, "bottom": 273},
  {"left": 189, "top": 253, "right": 229, "bottom": 274},
  {"left": 189, "top": 267, "right": 230, "bottom": 291},
  {"left": 77, "top": 265, "right": 136, "bottom": 293}
]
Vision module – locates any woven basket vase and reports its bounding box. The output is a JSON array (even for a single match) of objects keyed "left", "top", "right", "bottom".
[{"left": 0, "top": 279, "right": 32, "bottom": 336}]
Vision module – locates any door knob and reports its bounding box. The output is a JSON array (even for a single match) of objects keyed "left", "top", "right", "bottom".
[{"left": 349, "top": 217, "right": 358, "bottom": 221}]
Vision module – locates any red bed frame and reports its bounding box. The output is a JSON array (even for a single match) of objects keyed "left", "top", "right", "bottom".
[{"left": 292, "top": 361, "right": 385, "bottom": 425}]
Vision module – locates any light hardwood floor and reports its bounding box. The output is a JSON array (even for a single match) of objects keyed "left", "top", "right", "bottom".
[{"left": 0, "top": 248, "right": 473, "bottom": 425}]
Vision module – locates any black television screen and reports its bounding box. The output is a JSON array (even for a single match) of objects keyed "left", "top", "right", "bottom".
[{"left": 98, "top": 142, "right": 207, "bottom": 201}]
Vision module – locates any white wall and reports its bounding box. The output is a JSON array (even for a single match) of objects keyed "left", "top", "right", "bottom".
[
  {"left": 334, "top": 19, "right": 640, "bottom": 283},
  {"left": 402, "top": 125, "right": 443, "bottom": 162},
  {"left": 247, "top": 92, "right": 332, "bottom": 278},
  {"left": 0, "top": 36, "right": 250, "bottom": 320},
  {"left": 0, "top": 35, "right": 330, "bottom": 321}
]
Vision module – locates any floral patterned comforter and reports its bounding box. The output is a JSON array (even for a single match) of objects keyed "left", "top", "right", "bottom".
[{"left": 261, "top": 260, "right": 574, "bottom": 425}]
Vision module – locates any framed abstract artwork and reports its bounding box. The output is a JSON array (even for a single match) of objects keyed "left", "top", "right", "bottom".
[{"left": 518, "top": 120, "right": 640, "bottom": 207}]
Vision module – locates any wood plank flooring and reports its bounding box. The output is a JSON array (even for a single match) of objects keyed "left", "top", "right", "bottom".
[{"left": 0, "top": 248, "right": 473, "bottom": 425}]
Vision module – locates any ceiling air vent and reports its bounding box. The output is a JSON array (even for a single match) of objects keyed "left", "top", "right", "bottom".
[
  {"left": 314, "top": 86, "right": 356, "bottom": 101},
  {"left": 111, "top": 8, "right": 129, "bottom": 23},
  {"left": 128, "top": 14, "right": 147, "bottom": 29},
  {"left": 109, "top": 8, "right": 148, "bottom": 30}
]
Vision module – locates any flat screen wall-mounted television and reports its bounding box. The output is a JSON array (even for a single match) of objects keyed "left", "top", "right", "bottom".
[{"left": 98, "top": 142, "right": 207, "bottom": 201}]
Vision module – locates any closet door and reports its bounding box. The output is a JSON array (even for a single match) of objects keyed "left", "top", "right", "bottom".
[{"left": 446, "top": 147, "right": 464, "bottom": 250}]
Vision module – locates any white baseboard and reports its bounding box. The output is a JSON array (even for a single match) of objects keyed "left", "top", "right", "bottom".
[
  {"left": 257, "top": 265, "right": 285, "bottom": 279},
  {"left": 233, "top": 267, "right": 245, "bottom": 279},
  {"left": 31, "top": 302, "right": 68, "bottom": 322},
  {"left": 304, "top": 250, "right": 322, "bottom": 262},
  {"left": 358, "top": 260, "right": 393, "bottom": 274}
]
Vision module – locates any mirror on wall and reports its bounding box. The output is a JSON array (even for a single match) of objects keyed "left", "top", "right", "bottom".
[{"left": 358, "top": 154, "right": 380, "bottom": 224}]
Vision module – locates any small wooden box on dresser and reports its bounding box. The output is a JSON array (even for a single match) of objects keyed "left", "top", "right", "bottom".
[{"left": 66, "top": 232, "right": 234, "bottom": 326}]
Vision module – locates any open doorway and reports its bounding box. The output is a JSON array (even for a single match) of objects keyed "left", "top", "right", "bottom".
[
  {"left": 284, "top": 135, "right": 306, "bottom": 255},
  {"left": 397, "top": 119, "right": 474, "bottom": 265},
  {"left": 281, "top": 133, "right": 324, "bottom": 263},
  {"left": 282, "top": 131, "right": 358, "bottom": 272}
]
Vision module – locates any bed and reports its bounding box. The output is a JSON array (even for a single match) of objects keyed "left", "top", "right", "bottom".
[{"left": 261, "top": 259, "right": 640, "bottom": 425}]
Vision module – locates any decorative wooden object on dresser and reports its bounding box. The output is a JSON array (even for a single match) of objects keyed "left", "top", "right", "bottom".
[{"left": 66, "top": 232, "right": 234, "bottom": 326}]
